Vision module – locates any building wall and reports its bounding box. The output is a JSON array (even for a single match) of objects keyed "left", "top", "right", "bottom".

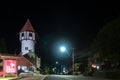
[{"left": 21, "top": 40, "right": 35, "bottom": 55}]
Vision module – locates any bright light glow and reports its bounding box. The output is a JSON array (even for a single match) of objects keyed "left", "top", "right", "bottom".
[
  {"left": 97, "top": 66, "right": 100, "bottom": 70},
  {"left": 56, "top": 61, "right": 58, "bottom": 64},
  {"left": 63, "top": 67, "right": 66, "bottom": 72},
  {"left": 60, "top": 46, "right": 66, "bottom": 52},
  {"left": 92, "top": 64, "right": 97, "bottom": 68}
]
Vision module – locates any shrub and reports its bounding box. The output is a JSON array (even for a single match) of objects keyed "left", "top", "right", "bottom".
[
  {"left": 83, "top": 71, "right": 93, "bottom": 76},
  {"left": 103, "top": 70, "right": 120, "bottom": 79},
  {"left": 73, "top": 72, "right": 78, "bottom": 75},
  {"left": 93, "top": 70, "right": 120, "bottom": 79}
]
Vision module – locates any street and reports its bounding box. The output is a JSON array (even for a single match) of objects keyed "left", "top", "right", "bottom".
[
  {"left": 11, "top": 75, "right": 111, "bottom": 80},
  {"left": 10, "top": 75, "right": 47, "bottom": 80},
  {"left": 44, "top": 75, "right": 110, "bottom": 80}
]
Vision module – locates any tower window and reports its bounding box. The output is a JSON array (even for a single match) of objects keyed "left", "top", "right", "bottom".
[
  {"left": 21, "top": 33, "right": 24, "bottom": 36},
  {"left": 25, "top": 47, "right": 28, "bottom": 50},
  {"left": 29, "top": 33, "right": 32, "bottom": 37}
]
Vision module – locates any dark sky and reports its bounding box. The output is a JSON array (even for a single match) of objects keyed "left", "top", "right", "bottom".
[{"left": 0, "top": 1, "right": 120, "bottom": 66}]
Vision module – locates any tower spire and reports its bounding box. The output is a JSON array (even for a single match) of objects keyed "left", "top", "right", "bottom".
[{"left": 20, "top": 19, "right": 35, "bottom": 32}]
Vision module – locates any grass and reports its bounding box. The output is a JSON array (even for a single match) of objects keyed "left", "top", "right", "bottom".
[
  {"left": 32, "top": 72, "right": 41, "bottom": 76},
  {"left": 0, "top": 76, "right": 17, "bottom": 80},
  {"left": 0, "top": 72, "right": 41, "bottom": 80}
]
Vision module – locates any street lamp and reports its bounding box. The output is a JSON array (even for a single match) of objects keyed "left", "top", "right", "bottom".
[
  {"left": 56, "top": 61, "right": 59, "bottom": 64},
  {"left": 55, "top": 61, "right": 59, "bottom": 74},
  {"left": 60, "top": 46, "right": 75, "bottom": 74},
  {"left": 60, "top": 46, "right": 66, "bottom": 52},
  {"left": 72, "top": 48, "right": 75, "bottom": 73}
]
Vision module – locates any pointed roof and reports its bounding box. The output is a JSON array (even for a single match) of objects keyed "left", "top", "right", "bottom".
[
  {"left": 20, "top": 19, "right": 35, "bottom": 32},
  {"left": 0, "top": 53, "right": 35, "bottom": 66}
]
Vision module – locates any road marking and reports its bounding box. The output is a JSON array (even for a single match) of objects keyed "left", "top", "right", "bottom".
[{"left": 41, "top": 75, "right": 48, "bottom": 80}]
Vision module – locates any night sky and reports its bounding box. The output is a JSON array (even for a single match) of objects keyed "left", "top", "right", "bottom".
[{"left": 0, "top": 1, "right": 120, "bottom": 66}]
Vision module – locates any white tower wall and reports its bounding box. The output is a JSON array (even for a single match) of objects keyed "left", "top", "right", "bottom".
[
  {"left": 21, "top": 40, "right": 35, "bottom": 55},
  {"left": 20, "top": 31, "right": 35, "bottom": 55}
]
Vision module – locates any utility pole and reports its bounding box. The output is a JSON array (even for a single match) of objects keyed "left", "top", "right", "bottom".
[{"left": 72, "top": 48, "right": 75, "bottom": 74}]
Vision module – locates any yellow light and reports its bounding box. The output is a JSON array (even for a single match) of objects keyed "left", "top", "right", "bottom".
[{"left": 92, "top": 64, "right": 97, "bottom": 68}]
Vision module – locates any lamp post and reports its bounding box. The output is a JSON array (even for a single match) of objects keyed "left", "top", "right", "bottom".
[
  {"left": 72, "top": 48, "right": 75, "bottom": 74},
  {"left": 60, "top": 46, "right": 75, "bottom": 74}
]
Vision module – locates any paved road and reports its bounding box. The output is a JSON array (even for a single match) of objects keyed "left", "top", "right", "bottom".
[
  {"left": 11, "top": 75, "right": 111, "bottom": 80},
  {"left": 11, "top": 75, "right": 47, "bottom": 80},
  {"left": 44, "top": 75, "right": 110, "bottom": 80}
]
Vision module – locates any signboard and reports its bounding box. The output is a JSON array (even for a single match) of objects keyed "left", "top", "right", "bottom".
[{"left": 4, "top": 60, "right": 17, "bottom": 73}]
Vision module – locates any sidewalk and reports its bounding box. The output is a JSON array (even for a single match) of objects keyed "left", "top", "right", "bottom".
[{"left": 10, "top": 74, "right": 47, "bottom": 80}]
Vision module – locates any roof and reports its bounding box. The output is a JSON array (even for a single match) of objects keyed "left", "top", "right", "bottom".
[
  {"left": 0, "top": 53, "right": 34, "bottom": 66},
  {"left": 20, "top": 19, "right": 35, "bottom": 32},
  {"left": 19, "top": 54, "right": 35, "bottom": 66}
]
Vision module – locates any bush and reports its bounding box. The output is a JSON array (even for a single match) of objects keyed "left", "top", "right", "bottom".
[
  {"left": 83, "top": 71, "right": 93, "bottom": 76},
  {"left": 103, "top": 70, "right": 120, "bottom": 79},
  {"left": 73, "top": 72, "right": 78, "bottom": 75},
  {"left": 93, "top": 70, "right": 120, "bottom": 79}
]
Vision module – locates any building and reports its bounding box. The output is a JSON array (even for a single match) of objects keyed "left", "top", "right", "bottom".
[
  {"left": 18, "top": 19, "right": 40, "bottom": 71},
  {"left": 19, "top": 19, "right": 36, "bottom": 55},
  {"left": 0, "top": 19, "right": 41, "bottom": 77}
]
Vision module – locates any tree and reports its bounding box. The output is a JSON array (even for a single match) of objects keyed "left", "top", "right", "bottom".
[
  {"left": 90, "top": 17, "right": 120, "bottom": 69},
  {"left": 74, "top": 63, "right": 80, "bottom": 71},
  {"left": 0, "top": 38, "right": 8, "bottom": 53}
]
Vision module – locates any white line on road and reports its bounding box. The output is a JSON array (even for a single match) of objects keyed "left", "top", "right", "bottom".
[{"left": 41, "top": 75, "right": 48, "bottom": 80}]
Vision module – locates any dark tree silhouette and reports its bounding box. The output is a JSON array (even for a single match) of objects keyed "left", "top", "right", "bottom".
[
  {"left": 0, "top": 38, "right": 8, "bottom": 53},
  {"left": 90, "top": 17, "right": 120, "bottom": 69}
]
